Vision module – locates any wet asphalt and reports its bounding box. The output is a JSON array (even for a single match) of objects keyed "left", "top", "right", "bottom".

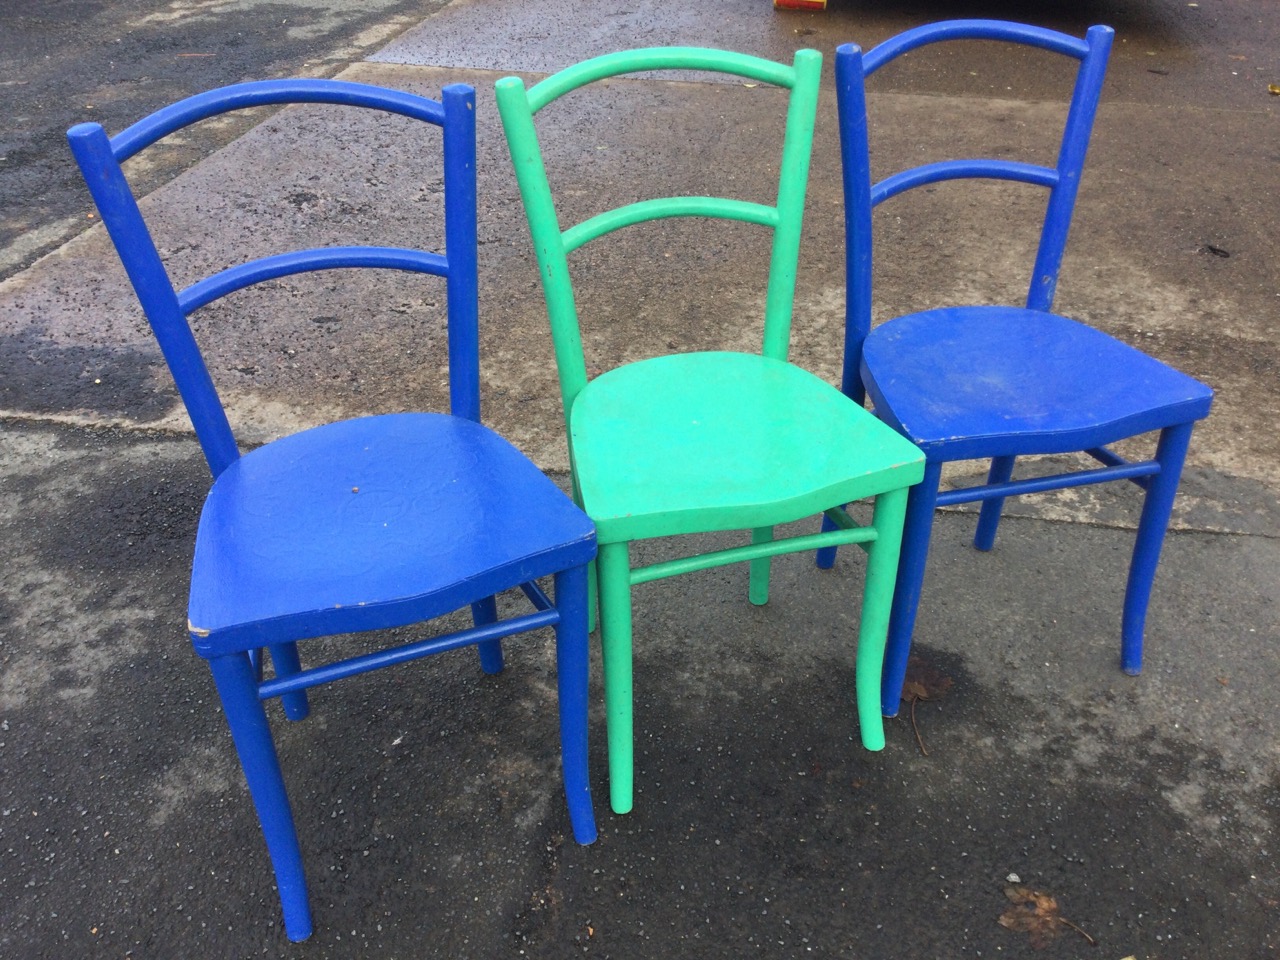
[{"left": 0, "top": 0, "right": 1277, "bottom": 958}]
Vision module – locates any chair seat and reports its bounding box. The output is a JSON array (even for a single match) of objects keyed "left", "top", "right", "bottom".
[
  {"left": 188, "top": 412, "right": 596, "bottom": 656},
  {"left": 861, "top": 306, "right": 1214, "bottom": 462},
  {"left": 570, "top": 351, "right": 924, "bottom": 543}
]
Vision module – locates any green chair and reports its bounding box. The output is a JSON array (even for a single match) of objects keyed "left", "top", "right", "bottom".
[{"left": 497, "top": 47, "right": 924, "bottom": 814}]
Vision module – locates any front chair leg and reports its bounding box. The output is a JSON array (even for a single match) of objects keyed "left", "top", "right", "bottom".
[
  {"left": 596, "top": 541, "right": 635, "bottom": 814},
  {"left": 855, "top": 485, "right": 910, "bottom": 751},
  {"left": 552, "top": 565, "right": 597, "bottom": 844},
  {"left": 881, "top": 460, "right": 944, "bottom": 717},
  {"left": 1121, "top": 421, "right": 1194, "bottom": 675},
  {"left": 207, "top": 652, "right": 312, "bottom": 942}
]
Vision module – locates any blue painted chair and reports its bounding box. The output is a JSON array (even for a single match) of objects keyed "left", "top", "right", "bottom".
[
  {"left": 822, "top": 21, "right": 1214, "bottom": 716},
  {"left": 68, "top": 80, "right": 597, "bottom": 941}
]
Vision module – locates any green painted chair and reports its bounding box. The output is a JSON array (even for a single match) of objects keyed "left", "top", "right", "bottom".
[{"left": 496, "top": 47, "right": 924, "bottom": 814}]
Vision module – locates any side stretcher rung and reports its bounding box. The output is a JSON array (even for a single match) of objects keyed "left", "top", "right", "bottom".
[
  {"left": 257, "top": 604, "right": 560, "bottom": 699},
  {"left": 935, "top": 457, "right": 1160, "bottom": 507},
  {"left": 630, "top": 513, "right": 877, "bottom": 586}
]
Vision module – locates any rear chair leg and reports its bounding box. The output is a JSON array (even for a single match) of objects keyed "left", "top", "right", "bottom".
[
  {"left": 815, "top": 509, "right": 843, "bottom": 569},
  {"left": 267, "top": 643, "right": 309, "bottom": 721},
  {"left": 974, "top": 455, "right": 1016, "bottom": 551},
  {"left": 749, "top": 526, "right": 773, "bottom": 605},
  {"left": 470, "top": 596, "right": 504, "bottom": 674},
  {"left": 881, "top": 460, "right": 943, "bottom": 717}
]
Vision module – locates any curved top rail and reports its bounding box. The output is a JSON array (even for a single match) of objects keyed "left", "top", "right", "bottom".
[
  {"left": 103, "top": 79, "right": 451, "bottom": 161},
  {"left": 860, "top": 20, "right": 1103, "bottom": 76},
  {"left": 522, "top": 47, "right": 815, "bottom": 113}
]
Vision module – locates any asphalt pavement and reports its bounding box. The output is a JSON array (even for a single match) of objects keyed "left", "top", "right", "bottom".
[{"left": 0, "top": 0, "right": 1276, "bottom": 957}]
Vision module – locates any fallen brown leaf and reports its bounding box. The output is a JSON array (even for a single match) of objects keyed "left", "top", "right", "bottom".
[
  {"left": 902, "top": 655, "right": 953, "bottom": 703},
  {"left": 901, "top": 656, "right": 953, "bottom": 756},
  {"left": 998, "top": 885, "right": 1095, "bottom": 949}
]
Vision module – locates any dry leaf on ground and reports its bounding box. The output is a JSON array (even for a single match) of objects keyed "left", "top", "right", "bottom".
[
  {"left": 998, "top": 884, "right": 1095, "bottom": 949},
  {"left": 901, "top": 655, "right": 953, "bottom": 703}
]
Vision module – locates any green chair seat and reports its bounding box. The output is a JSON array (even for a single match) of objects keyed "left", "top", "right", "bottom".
[{"left": 573, "top": 351, "right": 923, "bottom": 543}]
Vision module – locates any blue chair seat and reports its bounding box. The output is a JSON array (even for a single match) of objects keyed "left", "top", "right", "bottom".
[
  {"left": 862, "top": 307, "right": 1214, "bottom": 462},
  {"left": 190, "top": 412, "right": 596, "bottom": 655}
]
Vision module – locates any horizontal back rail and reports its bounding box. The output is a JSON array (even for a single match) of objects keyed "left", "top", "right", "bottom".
[
  {"left": 178, "top": 247, "right": 449, "bottom": 314},
  {"left": 562, "top": 197, "right": 777, "bottom": 253}
]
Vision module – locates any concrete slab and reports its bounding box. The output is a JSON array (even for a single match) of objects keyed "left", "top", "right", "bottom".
[
  {"left": 1, "top": 59, "right": 1275, "bottom": 532},
  {"left": 0, "top": 419, "right": 1275, "bottom": 957},
  {"left": 0, "top": 0, "right": 453, "bottom": 278},
  {"left": 371, "top": 0, "right": 1280, "bottom": 111}
]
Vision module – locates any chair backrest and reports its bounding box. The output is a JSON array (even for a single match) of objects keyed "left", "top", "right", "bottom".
[
  {"left": 495, "top": 47, "right": 822, "bottom": 424},
  {"left": 836, "top": 20, "right": 1114, "bottom": 402},
  {"left": 67, "top": 80, "right": 479, "bottom": 479}
]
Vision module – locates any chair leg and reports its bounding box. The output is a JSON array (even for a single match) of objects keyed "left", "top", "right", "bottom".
[
  {"left": 587, "top": 559, "right": 599, "bottom": 634},
  {"left": 881, "top": 460, "right": 943, "bottom": 718},
  {"left": 470, "top": 596, "right": 504, "bottom": 674},
  {"left": 570, "top": 473, "right": 599, "bottom": 635},
  {"left": 974, "top": 455, "right": 1017, "bottom": 551},
  {"left": 749, "top": 526, "right": 773, "bottom": 605},
  {"left": 266, "top": 643, "right": 309, "bottom": 722},
  {"left": 815, "top": 509, "right": 842, "bottom": 569},
  {"left": 855, "top": 485, "right": 909, "bottom": 751},
  {"left": 1121, "top": 421, "right": 1194, "bottom": 675},
  {"left": 553, "top": 565, "right": 597, "bottom": 844},
  {"left": 207, "top": 652, "right": 312, "bottom": 942},
  {"left": 596, "top": 541, "right": 635, "bottom": 815}
]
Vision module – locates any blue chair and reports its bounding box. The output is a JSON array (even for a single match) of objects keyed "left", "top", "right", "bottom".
[
  {"left": 822, "top": 21, "right": 1214, "bottom": 716},
  {"left": 68, "top": 80, "right": 597, "bottom": 941}
]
